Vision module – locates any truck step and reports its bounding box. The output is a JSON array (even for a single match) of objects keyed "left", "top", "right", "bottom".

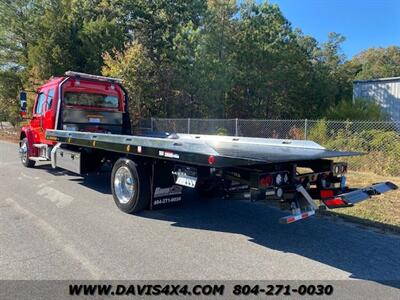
[
  {"left": 33, "top": 144, "right": 48, "bottom": 148},
  {"left": 28, "top": 156, "right": 48, "bottom": 161}
]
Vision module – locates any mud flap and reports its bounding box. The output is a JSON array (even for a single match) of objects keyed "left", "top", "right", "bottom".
[
  {"left": 323, "top": 181, "right": 398, "bottom": 209},
  {"left": 150, "top": 162, "right": 184, "bottom": 210}
]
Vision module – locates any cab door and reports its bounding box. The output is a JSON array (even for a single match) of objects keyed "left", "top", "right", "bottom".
[
  {"left": 30, "top": 90, "right": 47, "bottom": 143},
  {"left": 42, "top": 87, "right": 56, "bottom": 141}
]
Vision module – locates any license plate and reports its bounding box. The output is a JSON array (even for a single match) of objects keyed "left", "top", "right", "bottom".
[
  {"left": 88, "top": 117, "right": 101, "bottom": 123},
  {"left": 175, "top": 174, "right": 197, "bottom": 188}
]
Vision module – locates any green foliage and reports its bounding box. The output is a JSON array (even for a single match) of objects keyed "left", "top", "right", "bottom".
[
  {"left": 216, "top": 127, "right": 228, "bottom": 136},
  {"left": 307, "top": 122, "right": 400, "bottom": 176},
  {"left": 172, "top": 21, "right": 207, "bottom": 117},
  {"left": 197, "top": 0, "right": 237, "bottom": 117},
  {"left": 330, "top": 130, "right": 400, "bottom": 177},
  {"left": 26, "top": 0, "right": 127, "bottom": 80},
  {"left": 0, "top": 70, "right": 22, "bottom": 125},
  {"left": 326, "top": 98, "right": 386, "bottom": 121},
  {"left": 102, "top": 41, "right": 156, "bottom": 127},
  {"left": 0, "top": 0, "right": 398, "bottom": 124},
  {"left": 307, "top": 119, "right": 329, "bottom": 145},
  {"left": 351, "top": 46, "right": 400, "bottom": 80}
]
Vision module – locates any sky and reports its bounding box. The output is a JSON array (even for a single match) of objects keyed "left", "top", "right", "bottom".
[{"left": 267, "top": 0, "right": 400, "bottom": 59}]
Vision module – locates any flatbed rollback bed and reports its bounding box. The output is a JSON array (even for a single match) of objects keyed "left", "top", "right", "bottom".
[{"left": 19, "top": 71, "right": 398, "bottom": 224}]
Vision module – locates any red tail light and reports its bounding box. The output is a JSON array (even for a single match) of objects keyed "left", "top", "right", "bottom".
[
  {"left": 323, "top": 197, "right": 348, "bottom": 208},
  {"left": 208, "top": 155, "right": 215, "bottom": 165},
  {"left": 259, "top": 175, "right": 273, "bottom": 188},
  {"left": 320, "top": 189, "right": 334, "bottom": 199}
]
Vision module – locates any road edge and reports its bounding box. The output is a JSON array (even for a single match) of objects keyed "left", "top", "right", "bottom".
[{"left": 318, "top": 210, "right": 400, "bottom": 234}]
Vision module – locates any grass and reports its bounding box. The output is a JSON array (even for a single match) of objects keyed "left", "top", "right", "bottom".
[{"left": 335, "top": 171, "right": 400, "bottom": 226}]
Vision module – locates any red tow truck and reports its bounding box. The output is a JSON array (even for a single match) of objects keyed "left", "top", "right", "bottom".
[{"left": 18, "top": 71, "right": 398, "bottom": 223}]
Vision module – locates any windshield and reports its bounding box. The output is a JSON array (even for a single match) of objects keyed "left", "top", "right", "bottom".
[{"left": 64, "top": 92, "right": 119, "bottom": 109}]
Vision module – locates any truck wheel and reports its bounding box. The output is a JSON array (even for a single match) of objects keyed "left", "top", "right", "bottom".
[
  {"left": 111, "top": 158, "right": 150, "bottom": 213},
  {"left": 20, "top": 138, "right": 35, "bottom": 168}
]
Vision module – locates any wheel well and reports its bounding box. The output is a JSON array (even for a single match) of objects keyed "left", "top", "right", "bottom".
[{"left": 19, "top": 131, "right": 26, "bottom": 143}]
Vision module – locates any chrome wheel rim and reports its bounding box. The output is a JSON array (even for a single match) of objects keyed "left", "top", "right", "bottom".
[
  {"left": 114, "top": 166, "right": 135, "bottom": 204},
  {"left": 20, "top": 141, "right": 28, "bottom": 163}
]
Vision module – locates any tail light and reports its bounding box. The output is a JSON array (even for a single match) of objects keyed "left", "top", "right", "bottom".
[
  {"left": 323, "top": 197, "right": 349, "bottom": 208},
  {"left": 260, "top": 172, "right": 289, "bottom": 188},
  {"left": 207, "top": 155, "right": 215, "bottom": 165},
  {"left": 259, "top": 175, "right": 273, "bottom": 188},
  {"left": 320, "top": 189, "right": 334, "bottom": 199}
]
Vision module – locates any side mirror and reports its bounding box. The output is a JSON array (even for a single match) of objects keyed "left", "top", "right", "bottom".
[{"left": 19, "top": 91, "right": 27, "bottom": 117}]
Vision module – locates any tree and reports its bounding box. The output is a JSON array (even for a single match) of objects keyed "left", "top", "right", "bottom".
[
  {"left": 313, "top": 32, "right": 349, "bottom": 106},
  {"left": 0, "top": 69, "right": 22, "bottom": 125},
  {"left": 0, "top": 0, "right": 39, "bottom": 69},
  {"left": 200, "top": 0, "right": 237, "bottom": 117},
  {"left": 319, "top": 32, "right": 346, "bottom": 72},
  {"left": 351, "top": 46, "right": 400, "bottom": 80},
  {"left": 227, "top": 0, "right": 321, "bottom": 119},
  {"left": 102, "top": 41, "right": 157, "bottom": 127},
  {"left": 115, "top": 0, "right": 208, "bottom": 117},
  {"left": 172, "top": 21, "right": 205, "bottom": 117},
  {"left": 0, "top": 0, "right": 43, "bottom": 120},
  {"left": 27, "top": 0, "right": 127, "bottom": 80},
  {"left": 0, "top": 0, "right": 129, "bottom": 120}
]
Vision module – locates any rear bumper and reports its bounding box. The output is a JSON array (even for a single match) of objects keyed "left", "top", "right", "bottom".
[{"left": 322, "top": 182, "right": 398, "bottom": 209}]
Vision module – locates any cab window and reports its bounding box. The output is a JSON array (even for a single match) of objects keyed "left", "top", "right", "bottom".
[
  {"left": 47, "top": 89, "right": 55, "bottom": 110},
  {"left": 35, "top": 93, "right": 46, "bottom": 114},
  {"left": 64, "top": 92, "right": 119, "bottom": 109}
]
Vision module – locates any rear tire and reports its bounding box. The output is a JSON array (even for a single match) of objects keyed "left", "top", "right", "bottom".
[
  {"left": 111, "top": 158, "right": 150, "bottom": 213},
  {"left": 20, "top": 137, "right": 35, "bottom": 168}
]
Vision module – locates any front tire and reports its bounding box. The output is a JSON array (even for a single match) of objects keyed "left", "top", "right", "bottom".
[
  {"left": 111, "top": 158, "right": 150, "bottom": 213},
  {"left": 20, "top": 137, "right": 35, "bottom": 168}
]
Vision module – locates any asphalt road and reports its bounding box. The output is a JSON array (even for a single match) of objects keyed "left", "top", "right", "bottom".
[{"left": 1, "top": 140, "right": 400, "bottom": 282}]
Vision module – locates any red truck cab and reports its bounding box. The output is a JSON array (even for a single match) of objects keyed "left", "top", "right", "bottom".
[{"left": 19, "top": 71, "right": 129, "bottom": 167}]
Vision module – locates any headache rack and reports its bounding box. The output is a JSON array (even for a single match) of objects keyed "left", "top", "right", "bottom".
[{"left": 65, "top": 71, "right": 123, "bottom": 84}]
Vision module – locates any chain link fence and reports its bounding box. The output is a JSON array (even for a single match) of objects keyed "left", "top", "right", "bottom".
[{"left": 139, "top": 118, "right": 400, "bottom": 177}]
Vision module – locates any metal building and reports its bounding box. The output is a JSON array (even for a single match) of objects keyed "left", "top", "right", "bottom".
[{"left": 353, "top": 77, "right": 400, "bottom": 121}]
